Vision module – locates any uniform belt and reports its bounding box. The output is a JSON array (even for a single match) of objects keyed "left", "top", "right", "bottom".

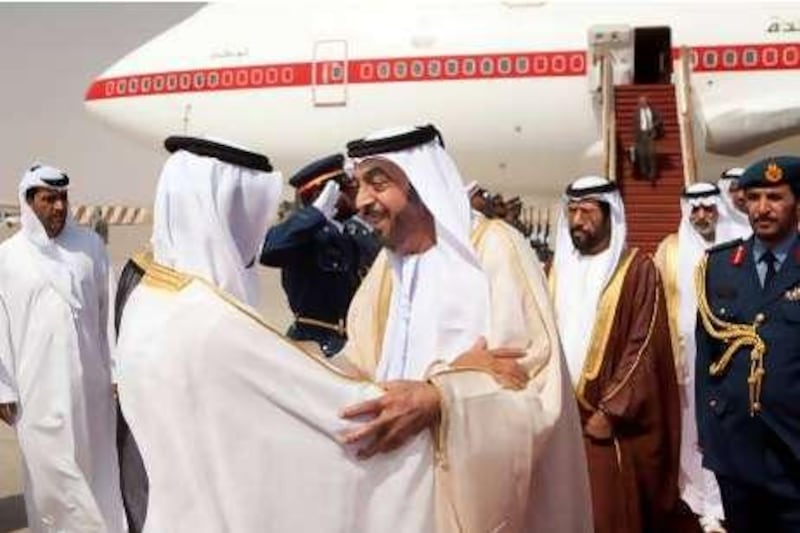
[{"left": 294, "top": 316, "right": 346, "bottom": 336}]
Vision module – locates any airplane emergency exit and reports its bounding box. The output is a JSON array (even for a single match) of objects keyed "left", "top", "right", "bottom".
[{"left": 84, "top": 2, "right": 800, "bottom": 199}]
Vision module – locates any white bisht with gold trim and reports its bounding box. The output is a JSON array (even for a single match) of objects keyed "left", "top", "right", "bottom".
[{"left": 346, "top": 217, "right": 593, "bottom": 533}]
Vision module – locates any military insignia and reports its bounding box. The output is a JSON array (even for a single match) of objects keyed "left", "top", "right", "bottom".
[
  {"left": 730, "top": 244, "right": 746, "bottom": 266},
  {"left": 765, "top": 161, "right": 784, "bottom": 183},
  {"left": 785, "top": 285, "right": 800, "bottom": 301}
]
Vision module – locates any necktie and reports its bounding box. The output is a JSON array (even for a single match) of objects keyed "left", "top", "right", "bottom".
[{"left": 760, "top": 250, "right": 777, "bottom": 288}]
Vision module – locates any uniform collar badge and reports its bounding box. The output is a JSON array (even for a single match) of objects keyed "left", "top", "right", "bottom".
[
  {"left": 730, "top": 244, "right": 746, "bottom": 266},
  {"left": 765, "top": 161, "right": 784, "bottom": 183}
]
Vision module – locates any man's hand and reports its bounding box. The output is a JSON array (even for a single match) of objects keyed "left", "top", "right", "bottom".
[
  {"left": 339, "top": 380, "right": 441, "bottom": 459},
  {"left": 451, "top": 337, "right": 528, "bottom": 390},
  {"left": 0, "top": 402, "right": 17, "bottom": 426},
  {"left": 312, "top": 181, "right": 341, "bottom": 221},
  {"left": 584, "top": 410, "right": 613, "bottom": 441}
]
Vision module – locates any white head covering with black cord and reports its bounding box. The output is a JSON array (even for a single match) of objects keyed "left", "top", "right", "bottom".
[
  {"left": 347, "top": 125, "right": 490, "bottom": 380},
  {"left": 17, "top": 164, "right": 84, "bottom": 308},
  {"left": 152, "top": 136, "right": 283, "bottom": 308},
  {"left": 552, "top": 176, "right": 627, "bottom": 385}
]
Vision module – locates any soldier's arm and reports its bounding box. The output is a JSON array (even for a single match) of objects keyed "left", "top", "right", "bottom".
[{"left": 259, "top": 206, "right": 328, "bottom": 266}]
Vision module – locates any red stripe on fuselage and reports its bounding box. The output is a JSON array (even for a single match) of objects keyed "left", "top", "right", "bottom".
[{"left": 85, "top": 42, "right": 800, "bottom": 101}]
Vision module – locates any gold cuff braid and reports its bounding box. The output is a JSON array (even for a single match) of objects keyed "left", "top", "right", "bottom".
[{"left": 695, "top": 257, "right": 767, "bottom": 416}]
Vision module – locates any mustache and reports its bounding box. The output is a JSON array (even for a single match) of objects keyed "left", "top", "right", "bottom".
[{"left": 360, "top": 203, "right": 386, "bottom": 220}]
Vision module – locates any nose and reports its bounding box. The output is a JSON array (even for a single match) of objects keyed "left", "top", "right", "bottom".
[{"left": 355, "top": 185, "right": 372, "bottom": 213}]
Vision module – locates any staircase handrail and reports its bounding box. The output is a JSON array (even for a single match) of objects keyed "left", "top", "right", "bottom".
[
  {"left": 675, "top": 46, "right": 697, "bottom": 186},
  {"left": 600, "top": 51, "right": 617, "bottom": 182}
]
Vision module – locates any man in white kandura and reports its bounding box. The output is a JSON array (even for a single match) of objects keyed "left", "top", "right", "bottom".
[
  {"left": 717, "top": 167, "right": 753, "bottom": 240},
  {"left": 0, "top": 164, "right": 125, "bottom": 532},
  {"left": 339, "top": 125, "right": 592, "bottom": 532},
  {"left": 655, "top": 183, "right": 732, "bottom": 533}
]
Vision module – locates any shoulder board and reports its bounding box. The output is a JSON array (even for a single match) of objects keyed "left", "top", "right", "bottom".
[{"left": 707, "top": 238, "right": 743, "bottom": 255}]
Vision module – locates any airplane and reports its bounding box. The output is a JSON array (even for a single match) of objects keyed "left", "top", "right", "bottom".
[
  {"left": 0, "top": 202, "right": 150, "bottom": 230},
  {"left": 83, "top": 1, "right": 800, "bottom": 204}
]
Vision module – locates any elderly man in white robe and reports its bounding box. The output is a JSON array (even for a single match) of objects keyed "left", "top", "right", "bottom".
[
  {"left": 339, "top": 125, "right": 592, "bottom": 532},
  {"left": 0, "top": 164, "right": 125, "bottom": 532},
  {"left": 655, "top": 183, "right": 730, "bottom": 532}
]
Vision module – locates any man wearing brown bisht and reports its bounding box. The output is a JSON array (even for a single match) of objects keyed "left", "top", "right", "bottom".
[{"left": 550, "top": 175, "right": 681, "bottom": 533}]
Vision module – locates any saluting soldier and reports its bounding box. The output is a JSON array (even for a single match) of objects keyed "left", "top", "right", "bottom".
[
  {"left": 696, "top": 156, "right": 800, "bottom": 532},
  {"left": 260, "top": 154, "right": 380, "bottom": 357}
]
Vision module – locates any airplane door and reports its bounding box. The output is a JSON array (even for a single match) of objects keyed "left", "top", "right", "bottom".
[
  {"left": 312, "top": 40, "right": 348, "bottom": 107},
  {"left": 634, "top": 27, "right": 672, "bottom": 84}
]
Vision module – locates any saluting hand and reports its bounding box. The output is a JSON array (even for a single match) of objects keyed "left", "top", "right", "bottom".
[
  {"left": 451, "top": 337, "right": 529, "bottom": 390},
  {"left": 339, "top": 380, "right": 441, "bottom": 459}
]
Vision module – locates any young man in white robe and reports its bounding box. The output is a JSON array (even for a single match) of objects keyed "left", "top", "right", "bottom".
[
  {"left": 717, "top": 167, "right": 753, "bottom": 240},
  {"left": 0, "top": 164, "right": 125, "bottom": 532},
  {"left": 655, "top": 183, "right": 729, "bottom": 532}
]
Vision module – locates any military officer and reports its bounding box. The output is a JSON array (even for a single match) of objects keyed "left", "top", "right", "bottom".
[
  {"left": 695, "top": 156, "right": 800, "bottom": 532},
  {"left": 260, "top": 154, "right": 380, "bottom": 356}
]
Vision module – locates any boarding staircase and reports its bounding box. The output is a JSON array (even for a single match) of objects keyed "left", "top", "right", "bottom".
[
  {"left": 600, "top": 48, "right": 697, "bottom": 255},
  {"left": 615, "top": 84, "right": 683, "bottom": 254}
]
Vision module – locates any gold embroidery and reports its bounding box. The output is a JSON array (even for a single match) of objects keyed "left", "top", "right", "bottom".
[
  {"left": 576, "top": 249, "right": 639, "bottom": 399},
  {"left": 139, "top": 255, "right": 192, "bottom": 292},
  {"left": 695, "top": 256, "right": 767, "bottom": 415}
]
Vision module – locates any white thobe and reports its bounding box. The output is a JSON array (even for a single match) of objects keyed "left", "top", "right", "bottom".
[{"left": 0, "top": 226, "right": 125, "bottom": 533}]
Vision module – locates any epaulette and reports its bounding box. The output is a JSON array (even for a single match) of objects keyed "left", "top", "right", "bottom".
[{"left": 706, "top": 238, "right": 743, "bottom": 255}]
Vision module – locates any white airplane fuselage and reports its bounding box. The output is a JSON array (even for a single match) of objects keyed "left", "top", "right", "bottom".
[{"left": 84, "top": 2, "right": 800, "bottom": 198}]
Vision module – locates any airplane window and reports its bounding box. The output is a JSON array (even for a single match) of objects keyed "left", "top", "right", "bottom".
[
  {"left": 180, "top": 74, "right": 192, "bottom": 90},
  {"left": 690, "top": 50, "right": 699, "bottom": 68},
  {"left": 703, "top": 50, "right": 718, "bottom": 68},
  {"left": 463, "top": 58, "right": 476, "bottom": 76},
  {"left": 446, "top": 59, "right": 459, "bottom": 76},
  {"left": 141, "top": 77, "right": 151, "bottom": 93},
  {"left": 427, "top": 60, "right": 441, "bottom": 77},
  {"left": 552, "top": 55, "right": 566, "bottom": 73},
  {"left": 498, "top": 57, "right": 511, "bottom": 74},
  {"left": 378, "top": 62, "right": 391, "bottom": 79},
  {"left": 533, "top": 55, "right": 548, "bottom": 73},
  {"left": 743, "top": 49, "right": 757, "bottom": 67},
  {"left": 281, "top": 67, "right": 293, "bottom": 84},
  {"left": 360, "top": 63, "right": 374, "bottom": 80},
  {"left": 153, "top": 76, "right": 165, "bottom": 91},
  {"left": 331, "top": 63, "right": 344, "bottom": 81},
  {"left": 116, "top": 79, "right": 127, "bottom": 94},
  {"left": 515, "top": 56, "right": 530, "bottom": 74},
  {"left": 235, "top": 70, "right": 248, "bottom": 86},
  {"left": 411, "top": 60, "right": 424, "bottom": 78},
  {"left": 265, "top": 68, "right": 278, "bottom": 85},
  {"left": 221, "top": 71, "right": 234, "bottom": 87},
  {"left": 105, "top": 81, "right": 115, "bottom": 97},
  {"left": 128, "top": 78, "right": 139, "bottom": 94},
  {"left": 784, "top": 46, "right": 799, "bottom": 66},
  {"left": 480, "top": 58, "right": 494, "bottom": 75},
  {"left": 394, "top": 61, "right": 408, "bottom": 78},
  {"left": 208, "top": 72, "right": 219, "bottom": 88},
  {"left": 250, "top": 69, "right": 263, "bottom": 86},
  {"left": 723, "top": 50, "right": 737, "bottom": 67},
  {"left": 763, "top": 47, "right": 778, "bottom": 67},
  {"left": 570, "top": 53, "right": 585, "bottom": 73}
]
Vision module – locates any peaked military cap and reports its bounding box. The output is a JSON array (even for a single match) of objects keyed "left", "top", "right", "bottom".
[
  {"left": 164, "top": 136, "right": 272, "bottom": 172},
  {"left": 739, "top": 156, "right": 800, "bottom": 195},
  {"left": 289, "top": 153, "right": 345, "bottom": 189}
]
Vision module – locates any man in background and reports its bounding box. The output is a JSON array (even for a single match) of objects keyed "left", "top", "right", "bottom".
[
  {"left": 0, "top": 164, "right": 124, "bottom": 532},
  {"left": 260, "top": 154, "right": 380, "bottom": 356}
]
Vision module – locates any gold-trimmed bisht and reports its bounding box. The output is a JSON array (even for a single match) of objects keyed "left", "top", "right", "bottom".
[{"left": 695, "top": 256, "right": 767, "bottom": 416}]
